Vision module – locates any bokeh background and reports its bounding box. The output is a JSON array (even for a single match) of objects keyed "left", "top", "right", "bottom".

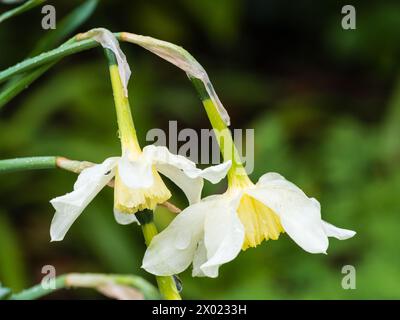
[{"left": 0, "top": 0, "right": 399, "bottom": 299}]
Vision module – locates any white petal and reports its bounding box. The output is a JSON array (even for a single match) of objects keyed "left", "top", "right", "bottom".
[
  {"left": 322, "top": 220, "right": 356, "bottom": 240},
  {"left": 246, "top": 186, "right": 329, "bottom": 254},
  {"left": 144, "top": 145, "right": 231, "bottom": 204},
  {"left": 155, "top": 163, "right": 203, "bottom": 204},
  {"left": 256, "top": 172, "right": 306, "bottom": 195},
  {"left": 142, "top": 201, "right": 208, "bottom": 276},
  {"left": 85, "top": 28, "right": 131, "bottom": 97},
  {"left": 114, "top": 208, "right": 140, "bottom": 225},
  {"left": 197, "top": 161, "right": 232, "bottom": 184},
  {"left": 121, "top": 33, "right": 230, "bottom": 125},
  {"left": 50, "top": 157, "right": 118, "bottom": 241},
  {"left": 200, "top": 194, "right": 244, "bottom": 277},
  {"left": 118, "top": 153, "right": 153, "bottom": 189}
]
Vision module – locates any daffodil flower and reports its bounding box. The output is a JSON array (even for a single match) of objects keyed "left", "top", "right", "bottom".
[
  {"left": 49, "top": 29, "right": 231, "bottom": 242},
  {"left": 50, "top": 146, "right": 230, "bottom": 241},
  {"left": 136, "top": 39, "right": 356, "bottom": 277},
  {"left": 142, "top": 172, "right": 356, "bottom": 278}
]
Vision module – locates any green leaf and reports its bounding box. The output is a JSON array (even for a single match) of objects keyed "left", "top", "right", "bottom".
[
  {"left": 0, "top": 0, "right": 46, "bottom": 24},
  {"left": 0, "top": 63, "right": 55, "bottom": 109},
  {"left": 0, "top": 38, "right": 97, "bottom": 82},
  {"left": 0, "top": 0, "right": 99, "bottom": 109},
  {"left": 32, "top": 0, "right": 99, "bottom": 55}
]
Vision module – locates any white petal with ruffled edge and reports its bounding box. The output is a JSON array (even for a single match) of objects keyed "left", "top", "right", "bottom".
[
  {"left": 50, "top": 157, "right": 119, "bottom": 241},
  {"left": 200, "top": 194, "right": 244, "bottom": 277},
  {"left": 142, "top": 200, "right": 209, "bottom": 276},
  {"left": 143, "top": 145, "right": 231, "bottom": 204},
  {"left": 118, "top": 153, "right": 154, "bottom": 189}
]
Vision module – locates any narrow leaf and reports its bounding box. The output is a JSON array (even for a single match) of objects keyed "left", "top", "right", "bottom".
[
  {"left": 0, "top": 0, "right": 99, "bottom": 109},
  {"left": 0, "top": 0, "right": 46, "bottom": 24}
]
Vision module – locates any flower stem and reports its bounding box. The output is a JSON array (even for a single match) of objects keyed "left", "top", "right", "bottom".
[
  {"left": 10, "top": 273, "right": 160, "bottom": 300},
  {"left": 190, "top": 77, "right": 249, "bottom": 185},
  {"left": 0, "top": 156, "right": 56, "bottom": 174},
  {"left": 10, "top": 275, "right": 66, "bottom": 300},
  {"left": 104, "top": 48, "right": 141, "bottom": 154},
  {"left": 136, "top": 211, "right": 182, "bottom": 300},
  {"left": 0, "top": 156, "right": 181, "bottom": 213},
  {"left": 104, "top": 49, "right": 181, "bottom": 300}
]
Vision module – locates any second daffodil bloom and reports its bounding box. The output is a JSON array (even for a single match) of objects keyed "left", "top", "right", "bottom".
[
  {"left": 49, "top": 29, "right": 230, "bottom": 241},
  {"left": 143, "top": 171, "right": 356, "bottom": 278},
  {"left": 141, "top": 60, "right": 356, "bottom": 278}
]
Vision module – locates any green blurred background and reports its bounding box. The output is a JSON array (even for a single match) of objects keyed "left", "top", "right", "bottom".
[{"left": 0, "top": 0, "right": 399, "bottom": 299}]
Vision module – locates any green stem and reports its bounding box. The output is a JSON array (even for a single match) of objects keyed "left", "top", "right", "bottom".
[
  {"left": 0, "top": 0, "right": 46, "bottom": 24},
  {"left": 10, "top": 273, "right": 160, "bottom": 300},
  {"left": 136, "top": 211, "right": 182, "bottom": 300},
  {"left": 0, "top": 156, "right": 98, "bottom": 175},
  {"left": 0, "top": 156, "right": 56, "bottom": 174},
  {"left": 104, "top": 48, "right": 140, "bottom": 153},
  {"left": 10, "top": 275, "right": 66, "bottom": 300},
  {"left": 104, "top": 49, "right": 181, "bottom": 300},
  {"left": 0, "top": 37, "right": 97, "bottom": 84},
  {"left": 190, "top": 77, "right": 248, "bottom": 184}
]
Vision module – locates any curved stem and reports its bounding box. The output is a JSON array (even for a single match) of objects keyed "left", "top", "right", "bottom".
[
  {"left": 10, "top": 275, "right": 66, "bottom": 300},
  {"left": 10, "top": 273, "right": 160, "bottom": 300},
  {"left": 190, "top": 77, "right": 249, "bottom": 185}
]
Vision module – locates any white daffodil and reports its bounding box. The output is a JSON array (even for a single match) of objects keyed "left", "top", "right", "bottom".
[
  {"left": 49, "top": 28, "right": 231, "bottom": 242},
  {"left": 50, "top": 145, "right": 231, "bottom": 241},
  {"left": 143, "top": 172, "right": 356, "bottom": 278}
]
